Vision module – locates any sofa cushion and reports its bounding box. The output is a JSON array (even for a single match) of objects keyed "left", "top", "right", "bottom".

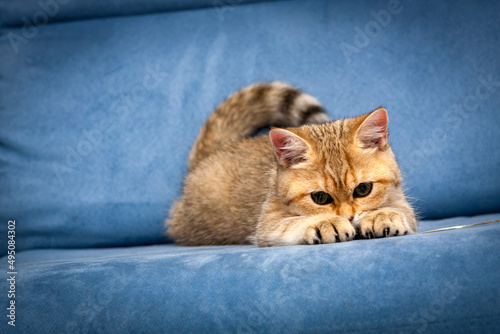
[
  {"left": 1, "top": 0, "right": 500, "bottom": 252},
  {"left": 0, "top": 0, "right": 275, "bottom": 27},
  {"left": 5, "top": 213, "right": 500, "bottom": 333}
]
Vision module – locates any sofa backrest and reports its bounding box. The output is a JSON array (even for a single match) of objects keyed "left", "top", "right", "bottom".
[
  {"left": 0, "top": 0, "right": 276, "bottom": 27},
  {"left": 1, "top": 0, "right": 499, "bottom": 253}
]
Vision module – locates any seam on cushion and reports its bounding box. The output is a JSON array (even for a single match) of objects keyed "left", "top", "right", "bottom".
[
  {"left": 1, "top": 245, "right": 257, "bottom": 267},
  {"left": 0, "top": 0, "right": 289, "bottom": 28}
]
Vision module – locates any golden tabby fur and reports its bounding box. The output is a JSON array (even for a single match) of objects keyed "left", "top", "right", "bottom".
[{"left": 167, "top": 82, "right": 417, "bottom": 246}]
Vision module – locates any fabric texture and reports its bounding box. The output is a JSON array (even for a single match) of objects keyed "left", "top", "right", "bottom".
[
  {"left": 0, "top": 0, "right": 277, "bottom": 27},
  {"left": 1, "top": 213, "right": 499, "bottom": 333},
  {"left": 1, "top": 0, "right": 499, "bottom": 253},
  {"left": 1, "top": 1, "right": 499, "bottom": 332}
]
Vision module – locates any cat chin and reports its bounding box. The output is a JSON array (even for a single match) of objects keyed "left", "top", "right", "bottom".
[{"left": 350, "top": 213, "right": 363, "bottom": 229}]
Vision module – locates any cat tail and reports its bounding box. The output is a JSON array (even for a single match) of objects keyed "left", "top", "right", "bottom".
[{"left": 188, "top": 81, "right": 330, "bottom": 170}]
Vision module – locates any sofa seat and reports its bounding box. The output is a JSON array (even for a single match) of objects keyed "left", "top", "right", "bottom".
[{"left": 5, "top": 213, "right": 499, "bottom": 333}]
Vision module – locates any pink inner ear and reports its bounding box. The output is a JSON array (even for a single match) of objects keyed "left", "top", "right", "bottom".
[
  {"left": 269, "top": 129, "right": 308, "bottom": 166},
  {"left": 357, "top": 108, "right": 389, "bottom": 149}
]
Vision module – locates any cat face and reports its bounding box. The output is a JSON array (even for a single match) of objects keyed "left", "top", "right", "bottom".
[{"left": 270, "top": 108, "right": 403, "bottom": 225}]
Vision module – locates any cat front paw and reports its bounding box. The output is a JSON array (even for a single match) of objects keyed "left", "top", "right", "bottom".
[
  {"left": 359, "top": 209, "right": 410, "bottom": 239},
  {"left": 303, "top": 216, "right": 356, "bottom": 244}
]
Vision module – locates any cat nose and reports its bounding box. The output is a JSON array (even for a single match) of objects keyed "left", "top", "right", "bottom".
[{"left": 347, "top": 216, "right": 354, "bottom": 222}]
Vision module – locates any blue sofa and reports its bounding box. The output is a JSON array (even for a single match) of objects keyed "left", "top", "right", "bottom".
[{"left": 1, "top": 0, "right": 499, "bottom": 332}]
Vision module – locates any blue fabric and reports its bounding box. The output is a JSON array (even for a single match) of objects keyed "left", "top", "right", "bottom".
[
  {"left": 2, "top": 213, "right": 499, "bottom": 333},
  {"left": 0, "top": 0, "right": 276, "bottom": 27},
  {"left": 1, "top": 0, "right": 500, "bottom": 254},
  {"left": 2, "top": 2, "right": 499, "bottom": 332}
]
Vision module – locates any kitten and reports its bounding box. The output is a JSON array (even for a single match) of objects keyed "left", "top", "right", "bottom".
[{"left": 167, "top": 82, "right": 417, "bottom": 247}]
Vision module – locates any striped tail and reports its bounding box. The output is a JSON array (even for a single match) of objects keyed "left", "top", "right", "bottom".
[{"left": 189, "top": 81, "right": 330, "bottom": 170}]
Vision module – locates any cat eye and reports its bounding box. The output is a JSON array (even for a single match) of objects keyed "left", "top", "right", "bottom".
[
  {"left": 353, "top": 182, "right": 373, "bottom": 198},
  {"left": 311, "top": 191, "right": 333, "bottom": 205}
]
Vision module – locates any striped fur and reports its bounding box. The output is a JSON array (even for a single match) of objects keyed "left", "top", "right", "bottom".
[{"left": 188, "top": 82, "right": 329, "bottom": 170}]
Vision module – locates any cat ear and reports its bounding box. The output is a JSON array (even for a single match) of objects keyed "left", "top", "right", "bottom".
[
  {"left": 269, "top": 128, "right": 310, "bottom": 167},
  {"left": 355, "top": 107, "right": 389, "bottom": 149}
]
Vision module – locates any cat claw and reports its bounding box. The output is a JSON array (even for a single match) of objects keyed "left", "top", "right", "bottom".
[
  {"left": 313, "top": 228, "right": 322, "bottom": 244},
  {"left": 383, "top": 228, "right": 390, "bottom": 237}
]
